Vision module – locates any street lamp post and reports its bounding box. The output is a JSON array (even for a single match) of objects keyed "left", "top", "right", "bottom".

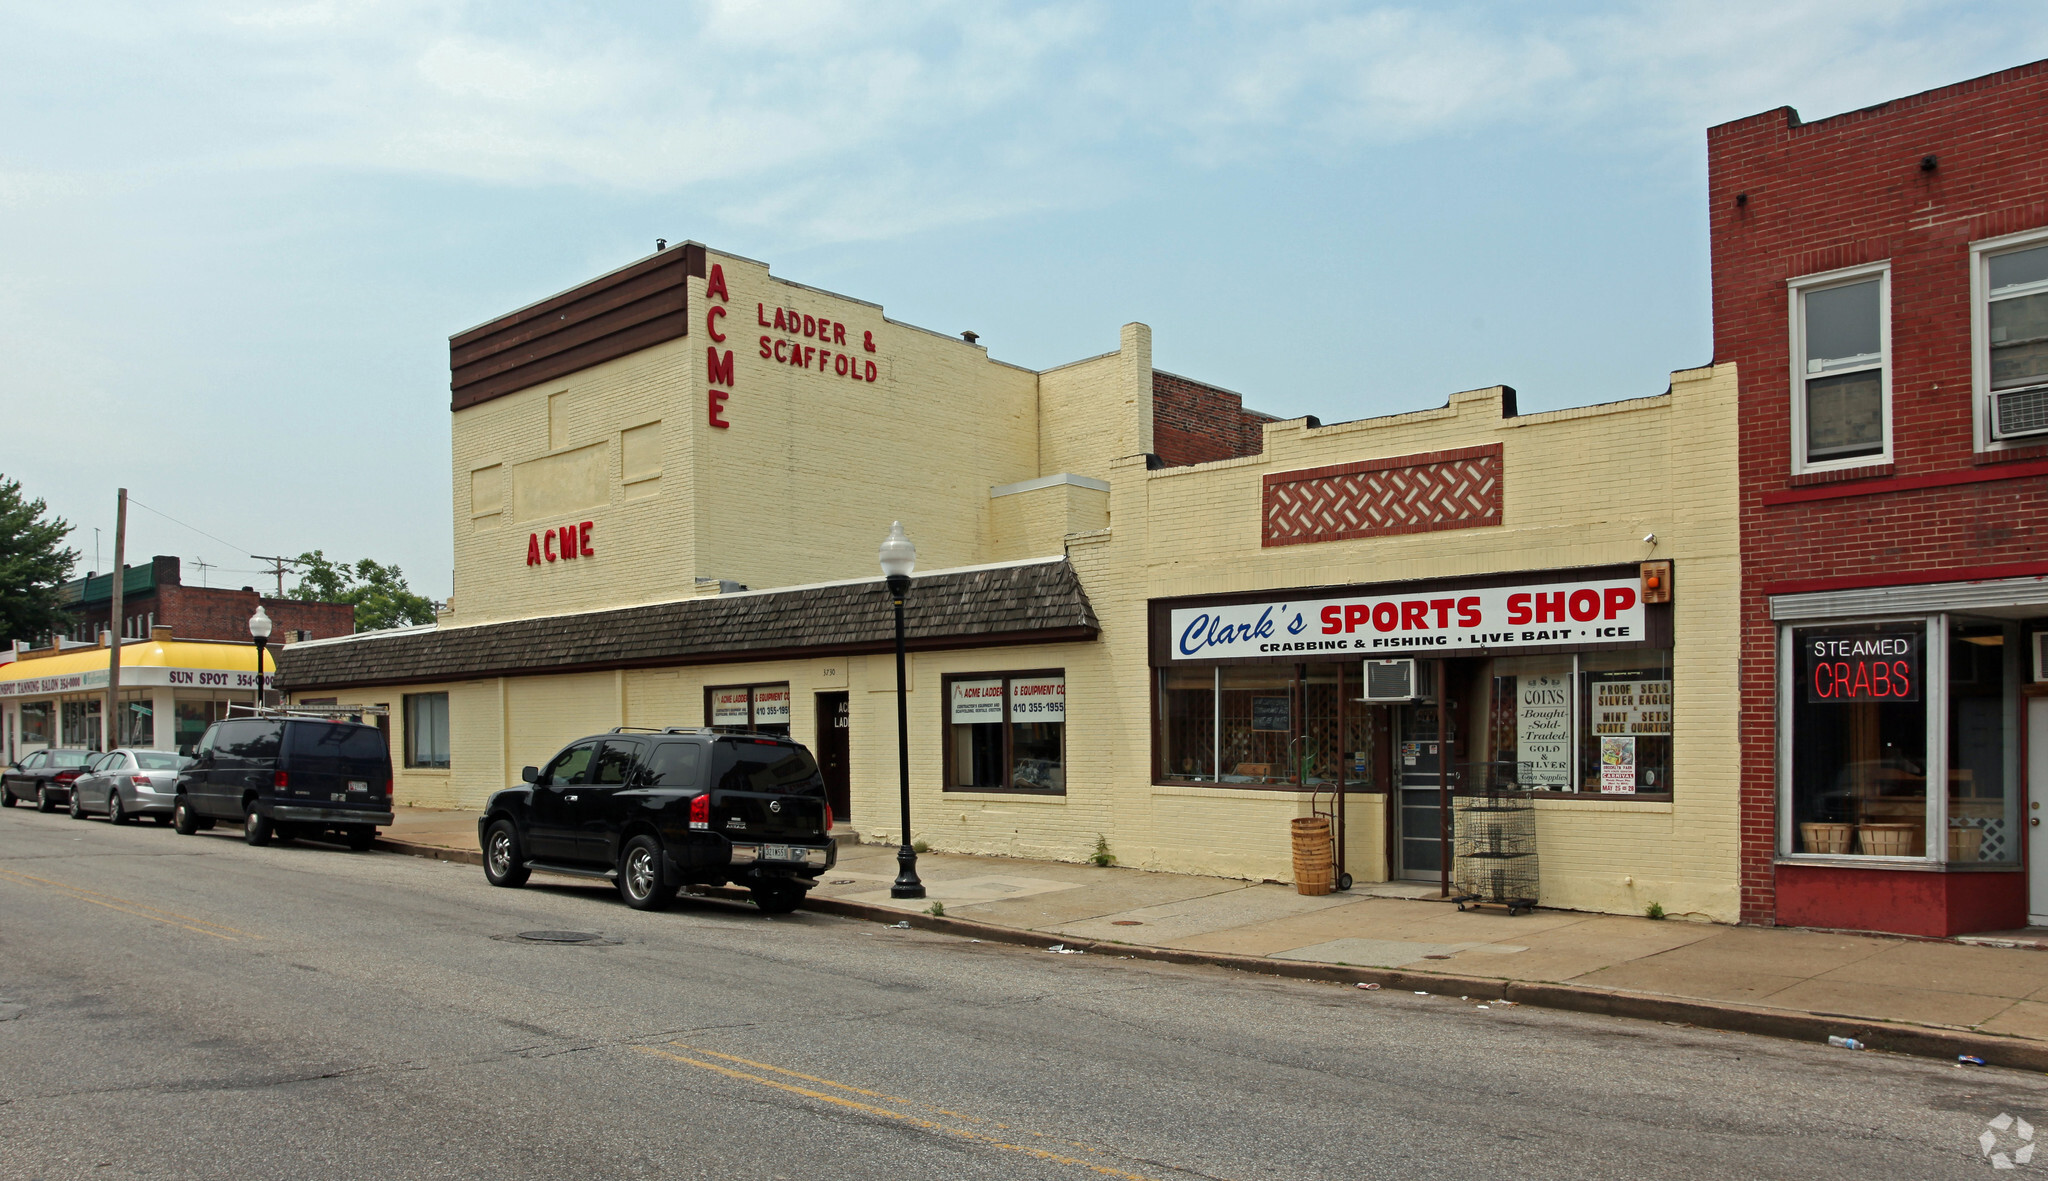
[
  {"left": 248, "top": 605, "right": 273, "bottom": 712},
  {"left": 879, "top": 521, "right": 924, "bottom": 900}
]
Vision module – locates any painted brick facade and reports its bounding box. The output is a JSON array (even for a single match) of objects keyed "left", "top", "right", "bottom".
[
  {"left": 1152, "top": 371, "right": 1274, "bottom": 467},
  {"left": 1716, "top": 60, "right": 2048, "bottom": 926},
  {"left": 63, "top": 555, "right": 355, "bottom": 644},
  {"left": 1261, "top": 445, "right": 1503, "bottom": 546}
]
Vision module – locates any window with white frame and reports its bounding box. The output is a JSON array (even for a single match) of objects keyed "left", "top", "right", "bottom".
[
  {"left": 1791, "top": 268, "right": 1889, "bottom": 468},
  {"left": 1980, "top": 238, "right": 2048, "bottom": 443}
]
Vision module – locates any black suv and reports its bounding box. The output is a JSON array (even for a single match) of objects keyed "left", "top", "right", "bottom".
[
  {"left": 479, "top": 728, "right": 835, "bottom": 913},
  {"left": 173, "top": 715, "right": 394, "bottom": 850}
]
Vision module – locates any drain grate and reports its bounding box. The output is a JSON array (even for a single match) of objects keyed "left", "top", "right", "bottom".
[
  {"left": 518, "top": 930, "right": 603, "bottom": 943},
  {"left": 1111, "top": 920, "right": 1144, "bottom": 926}
]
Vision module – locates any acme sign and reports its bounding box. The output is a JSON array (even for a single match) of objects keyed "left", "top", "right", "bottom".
[{"left": 1168, "top": 577, "right": 1646, "bottom": 660}]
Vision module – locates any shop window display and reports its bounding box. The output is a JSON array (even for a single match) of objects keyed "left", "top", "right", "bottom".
[
  {"left": 1948, "top": 620, "right": 2019, "bottom": 866},
  {"left": 1578, "top": 650, "right": 1673, "bottom": 794},
  {"left": 705, "top": 683, "right": 793, "bottom": 738},
  {"left": 61, "top": 699, "right": 103, "bottom": 750},
  {"left": 1788, "top": 622, "right": 1928, "bottom": 856},
  {"left": 19, "top": 701, "right": 52, "bottom": 746},
  {"left": 945, "top": 672, "right": 1064, "bottom": 793},
  {"left": 1158, "top": 663, "right": 1378, "bottom": 789},
  {"left": 1485, "top": 655, "right": 1573, "bottom": 790},
  {"left": 115, "top": 691, "right": 153, "bottom": 748}
]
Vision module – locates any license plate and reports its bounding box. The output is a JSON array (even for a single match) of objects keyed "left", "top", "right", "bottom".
[
  {"left": 347, "top": 781, "right": 368, "bottom": 792},
  {"left": 761, "top": 844, "right": 794, "bottom": 862}
]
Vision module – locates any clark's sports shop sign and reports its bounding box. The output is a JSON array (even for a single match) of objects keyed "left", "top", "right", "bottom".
[{"left": 1156, "top": 569, "right": 1666, "bottom": 662}]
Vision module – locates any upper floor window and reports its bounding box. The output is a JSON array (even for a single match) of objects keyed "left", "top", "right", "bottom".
[
  {"left": 1977, "top": 234, "right": 2048, "bottom": 446},
  {"left": 1791, "top": 267, "right": 1889, "bottom": 470}
]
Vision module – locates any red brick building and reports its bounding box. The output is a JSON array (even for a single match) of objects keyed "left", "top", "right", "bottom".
[
  {"left": 59, "top": 556, "right": 356, "bottom": 645},
  {"left": 1718, "top": 61, "right": 2048, "bottom": 935}
]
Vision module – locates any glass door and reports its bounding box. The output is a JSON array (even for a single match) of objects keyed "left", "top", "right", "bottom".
[{"left": 1395, "top": 702, "right": 1446, "bottom": 880}]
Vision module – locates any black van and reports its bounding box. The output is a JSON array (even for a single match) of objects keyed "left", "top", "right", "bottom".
[{"left": 173, "top": 716, "right": 394, "bottom": 850}]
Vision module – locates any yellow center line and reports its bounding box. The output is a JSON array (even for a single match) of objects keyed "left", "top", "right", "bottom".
[
  {"left": 637, "top": 1044, "right": 1173, "bottom": 1181},
  {"left": 0, "top": 866, "right": 257, "bottom": 941}
]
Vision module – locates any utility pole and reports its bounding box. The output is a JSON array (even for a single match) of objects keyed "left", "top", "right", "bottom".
[
  {"left": 250, "top": 554, "right": 299, "bottom": 598},
  {"left": 105, "top": 489, "right": 127, "bottom": 752}
]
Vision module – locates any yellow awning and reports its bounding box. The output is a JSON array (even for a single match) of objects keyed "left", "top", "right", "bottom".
[{"left": 0, "top": 638, "right": 274, "bottom": 699}]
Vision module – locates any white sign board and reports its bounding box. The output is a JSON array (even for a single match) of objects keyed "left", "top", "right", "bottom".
[
  {"left": 1515, "top": 674, "right": 1571, "bottom": 789},
  {"left": 710, "top": 688, "right": 750, "bottom": 725},
  {"left": 1167, "top": 577, "right": 1647, "bottom": 661},
  {"left": 1008, "top": 676, "right": 1065, "bottom": 723},
  {"left": 751, "top": 684, "right": 791, "bottom": 725},
  {"left": 950, "top": 679, "right": 1004, "bottom": 724}
]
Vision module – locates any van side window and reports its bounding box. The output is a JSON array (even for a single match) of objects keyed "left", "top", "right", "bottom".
[
  {"left": 640, "top": 743, "right": 702, "bottom": 787},
  {"left": 217, "top": 721, "right": 283, "bottom": 763},
  {"left": 196, "top": 727, "right": 218, "bottom": 760}
]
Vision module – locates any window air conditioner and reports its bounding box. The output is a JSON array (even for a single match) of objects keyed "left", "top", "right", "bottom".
[
  {"left": 1362, "top": 659, "right": 1422, "bottom": 702},
  {"left": 1991, "top": 383, "right": 2048, "bottom": 440}
]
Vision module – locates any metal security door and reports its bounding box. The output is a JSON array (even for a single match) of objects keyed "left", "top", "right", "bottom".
[{"left": 1395, "top": 703, "right": 1446, "bottom": 881}]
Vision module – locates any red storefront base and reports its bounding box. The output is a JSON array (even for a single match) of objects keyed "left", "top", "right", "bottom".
[{"left": 1774, "top": 864, "right": 2027, "bottom": 937}]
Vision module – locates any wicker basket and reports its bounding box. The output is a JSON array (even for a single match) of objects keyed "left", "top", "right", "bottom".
[
  {"left": 1798, "top": 822, "right": 1853, "bottom": 855},
  {"left": 1858, "top": 823, "right": 1918, "bottom": 857},
  {"left": 1948, "top": 825, "right": 1984, "bottom": 863},
  {"left": 1291, "top": 816, "right": 1333, "bottom": 896}
]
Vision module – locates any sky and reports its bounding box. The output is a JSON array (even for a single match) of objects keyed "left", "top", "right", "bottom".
[{"left": 4, "top": 1, "right": 2045, "bottom": 603}]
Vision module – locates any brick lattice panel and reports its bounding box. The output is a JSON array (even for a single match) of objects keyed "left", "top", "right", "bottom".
[{"left": 1261, "top": 445, "right": 1502, "bottom": 547}]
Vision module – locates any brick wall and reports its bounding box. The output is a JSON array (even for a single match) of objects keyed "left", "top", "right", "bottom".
[
  {"left": 1714, "top": 59, "right": 2048, "bottom": 923},
  {"left": 153, "top": 585, "right": 356, "bottom": 643},
  {"left": 1152, "top": 371, "right": 1275, "bottom": 467}
]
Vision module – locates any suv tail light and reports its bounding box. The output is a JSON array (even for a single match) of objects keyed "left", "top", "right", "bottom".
[
  {"left": 272, "top": 771, "right": 289, "bottom": 789},
  {"left": 826, "top": 802, "right": 834, "bottom": 831},
  {"left": 688, "top": 793, "right": 710, "bottom": 828}
]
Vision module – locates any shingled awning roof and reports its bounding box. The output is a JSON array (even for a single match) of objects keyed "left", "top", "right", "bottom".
[{"left": 277, "top": 558, "right": 1097, "bottom": 692}]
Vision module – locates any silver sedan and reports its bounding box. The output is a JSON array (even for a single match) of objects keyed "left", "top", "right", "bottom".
[{"left": 67, "top": 749, "right": 190, "bottom": 825}]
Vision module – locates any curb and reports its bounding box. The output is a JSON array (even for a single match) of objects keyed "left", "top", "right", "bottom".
[
  {"left": 790, "top": 895, "right": 2048, "bottom": 1073},
  {"left": 370, "top": 837, "right": 2048, "bottom": 1071}
]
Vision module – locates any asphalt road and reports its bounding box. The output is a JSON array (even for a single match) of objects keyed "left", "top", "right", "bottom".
[{"left": 1, "top": 806, "right": 2042, "bottom": 1181}]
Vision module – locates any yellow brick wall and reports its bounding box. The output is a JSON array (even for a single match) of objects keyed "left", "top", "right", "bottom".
[
  {"left": 987, "top": 481, "right": 1109, "bottom": 563},
  {"left": 1037, "top": 323, "right": 1153, "bottom": 481},
  {"left": 448, "top": 338, "right": 698, "bottom": 627}
]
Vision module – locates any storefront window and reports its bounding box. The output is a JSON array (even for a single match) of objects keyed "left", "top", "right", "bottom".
[
  {"left": 1486, "top": 655, "right": 1573, "bottom": 790},
  {"left": 945, "top": 672, "right": 1064, "bottom": 793},
  {"left": 705, "top": 683, "right": 792, "bottom": 737},
  {"left": 115, "top": 691, "right": 153, "bottom": 748},
  {"left": 61, "top": 699, "right": 103, "bottom": 750},
  {"left": 19, "top": 701, "right": 52, "bottom": 746},
  {"left": 1160, "top": 667, "right": 1217, "bottom": 783},
  {"left": 1948, "top": 620, "right": 2019, "bottom": 865},
  {"left": 175, "top": 699, "right": 229, "bottom": 756},
  {"left": 1579, "top": 650, "right": 1673, "bottom": 794},
  {"left": 1788, "top": 622, "right": 1928, "bottom": 856},
  {"left": 1159, "top": 663, "right": 1381, "bottom": 790}
]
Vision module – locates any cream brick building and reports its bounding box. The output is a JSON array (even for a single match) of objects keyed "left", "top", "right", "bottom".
[{"left": 280, "top": 242, "right": 1742, "bottom": 921}]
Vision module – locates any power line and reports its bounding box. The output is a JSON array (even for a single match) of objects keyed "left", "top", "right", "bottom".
[
  {"left": 124, "top": 496, "right": 250, "bottom": 557},
  {"left": 250, "top": 554, "right": 301, "bottom": 598}
]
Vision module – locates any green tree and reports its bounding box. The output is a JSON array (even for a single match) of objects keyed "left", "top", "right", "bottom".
[
  {"left": 0, "top": 476, "right": 78, "bottom": 645},
  {"left": 286, "top": 550, "right": 436, "bottom": 632}
]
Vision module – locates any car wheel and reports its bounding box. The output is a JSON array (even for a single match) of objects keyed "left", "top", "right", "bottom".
[
  {"left": 243, "top": 805, "right": 273, "bottom": 846},
  {"left": 0, "top": 786, "right": 15, "bottom": 808},
  {"left": 482, "top": 820, "right": 530, "bottom": 887},
  {"left": 173, "top": 797, "right": 198, "bottom": 835},
  {"left": 750, "top": 879, "right": 805, "bottom": 916},
  {"left": 37, "top": 786, "right": 56, "bottom": 813},
  {"left": 617, "top": 834, "right": 676, "bottom": 911},
  {"left": 344, "top": 827, "right": 376, "bottom": 853},
  {"left": 68, "top": 791, "right": 85, "bottom": 820},
  {"left": 107, "top": 795, "right": 126, "bottom": 826}
]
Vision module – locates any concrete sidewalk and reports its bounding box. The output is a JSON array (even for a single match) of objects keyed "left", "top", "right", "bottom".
[{"left": 384, "top": 806, "right": 2048, "bottom": 1060}]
